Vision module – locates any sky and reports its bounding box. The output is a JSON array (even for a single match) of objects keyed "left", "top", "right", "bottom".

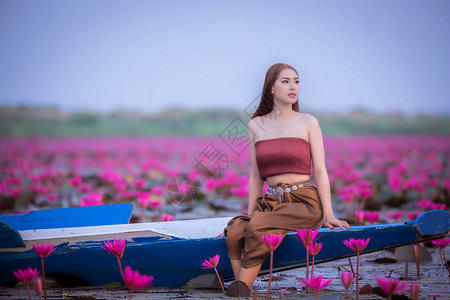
[{"left": 0, "top": 0, "right": 449, "bottom": 115}]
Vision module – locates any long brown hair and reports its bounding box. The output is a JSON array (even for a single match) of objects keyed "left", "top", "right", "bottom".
[{"left": 251, "top": 63, "right": 300, "bottom": 119}]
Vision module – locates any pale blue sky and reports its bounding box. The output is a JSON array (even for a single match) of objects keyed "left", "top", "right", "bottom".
[{"left": 0, "top": 0, "right": 449, "bottom": 115}]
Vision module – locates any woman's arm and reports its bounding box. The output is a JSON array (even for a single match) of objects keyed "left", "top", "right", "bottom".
[
  {"left": 308, "top": 114, "right": 350, "bottom": 229},
  {"left": 217, "top": 120, "right": 263, "bottom": 236},
  {"left": 247, "top": 119, "right": 264, "bottom": 215}
]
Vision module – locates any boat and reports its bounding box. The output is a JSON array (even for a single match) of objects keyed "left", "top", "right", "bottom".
[{"left": 0, "top": 204, "right": 448, "bottom": 288}]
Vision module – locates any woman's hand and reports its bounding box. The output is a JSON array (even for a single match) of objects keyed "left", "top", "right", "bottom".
[{"left": 323, "top": 215, "right": 351, "bottom": 230}]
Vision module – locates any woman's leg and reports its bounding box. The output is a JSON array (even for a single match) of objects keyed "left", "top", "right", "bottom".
[
  {"left": 238, "top": 263, "right": 263, "bottom": 289},
  {"left": 238, "top": 186, "right": 323, "bottom": 289},
  {"left": 224, "top": 214, "right": 251, "bottom": 281},
  {"left": 230, "top": 258, "right": 242, "bottom": 280}
]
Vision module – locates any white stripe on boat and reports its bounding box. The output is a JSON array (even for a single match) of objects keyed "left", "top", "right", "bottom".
[{"left": 20, "top": 216, "right": 233, "bottom": 241}]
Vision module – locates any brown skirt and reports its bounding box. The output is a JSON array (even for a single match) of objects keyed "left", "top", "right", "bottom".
[{"left": 223, "top": 180, "right": 323, "bottom": 268}]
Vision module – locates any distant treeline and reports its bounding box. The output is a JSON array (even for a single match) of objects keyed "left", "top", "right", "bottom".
[{"left": 0, "top": 106, "right": 449, "bottom": 136}]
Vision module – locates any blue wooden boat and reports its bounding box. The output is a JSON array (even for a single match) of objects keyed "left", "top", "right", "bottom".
[{"left": 0, "top": 205, "right": 448, "bottom": 288}]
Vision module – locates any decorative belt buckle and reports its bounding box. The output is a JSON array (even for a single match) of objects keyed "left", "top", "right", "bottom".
[{"left": 275, "top": 186, "right": 284, "bottom": 196}]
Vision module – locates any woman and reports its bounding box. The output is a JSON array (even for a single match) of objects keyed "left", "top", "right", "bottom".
[{"left": 223, "top": 63, "right": 351, "bottom": 297}]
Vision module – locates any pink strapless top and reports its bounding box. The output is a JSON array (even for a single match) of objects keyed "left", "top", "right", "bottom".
[{"left": 255, "top": 137, "right": 311, "bottom": 181}]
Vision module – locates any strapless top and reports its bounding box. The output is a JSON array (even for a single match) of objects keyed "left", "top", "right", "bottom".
[{"left": 255, "top": 137, "right": 311, "bottom": 181}]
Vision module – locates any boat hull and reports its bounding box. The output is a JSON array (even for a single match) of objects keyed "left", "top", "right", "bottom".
[{"left": 1, "top": 209, "right": 448, "bottom": 288}]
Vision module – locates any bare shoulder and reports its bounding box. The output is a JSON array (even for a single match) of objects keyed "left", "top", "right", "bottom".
[
  {"left": 247, "top": 117, "right": 260, "bottom": 132},
  {"left": 297, "top": 112, "right": 320, "bottom": 129},
  {"left": 247, "top": 117, "right": 260, "bottom": 139},
  {"left": 247, "top": 116, "right": 259, "bottom": 128}
]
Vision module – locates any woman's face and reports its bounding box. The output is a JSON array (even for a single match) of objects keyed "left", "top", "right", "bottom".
[{"left": 271, "top": 68, "right": 299, "bottom": 106}]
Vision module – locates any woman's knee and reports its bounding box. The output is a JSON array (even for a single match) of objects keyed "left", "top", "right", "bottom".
[
  {"left": 244, "top": 218, "right": 266, "bottom": 240},
  {"left": 225, "top": 223, "right": 246, "bottom": 245}
]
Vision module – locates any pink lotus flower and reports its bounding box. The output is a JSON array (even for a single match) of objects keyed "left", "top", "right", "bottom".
[
  {"left": 114, "top": 181, "right": 126, "bottom": 191},
  {"left": 149, "top": 199, "right": 161, "bottom": 208},
  {"left": 123, "top": 265, "right": 154, "bottom": 291},
  {"left": 161, "top": 213, "right": 174, "bottom": 222},
  {"left": 33, "top": 243, "right": 55, "bottom": 300},
  {"left": 102, "top": 238, "right": 126, "bottom": 259},
  {"left": 356, "top": 180, "right": 372, "bottom": 199},
  {"left": 178, "top": 183, "right": 189, "bottom": 194},
  {"left": 338, "top": 185, "right": 358, "bottom": 203},
  {"left": 444, "top": 178, "right": 450, "bottom": 191},
  {"left": 295, "top": 228, "right": 319, "bottom": 247},
  {"left": 340, "top": 272, "right": 354, "bottom": 300},
  {"left": 201, "top": 254, "right": 220, "bottom": 269},
  {"left": 300, "top": 275, "right": 333, "bottom": 300},
  {"left": 343, "top": 238, "right": 370, "bottom": 252},
  {"left": 203, "top": 178, "right": 217, "bottom": 193},
  {"left": 133, "top": 178, "right": 146, "bottom": 189},
  {"left": 300, "top": 274, "right": 333, "bottom": 290},
  {"left": 102, "top": 238, "right": 127, "bottom": 284},
  {"left": 308, "top": 242, "right": 322, "bottom": 277},
  {"left": 10, "top": 188, "right": 22, "bottom": 197},
  {"left": 230, "top": 186, "right": 248, "bottom": 197},
  {"left": 13, "top": 268, "right": 41, "bottom": 300},
  {"left": 338, "top": 185, "right": 359, "bottom": 217},
  {"left": 79, "top": 183, "right": 92, "bottom": 193},
  {"left": 31, "top": 184, "right": 47, "bottom": 195},
  {"left": 363, "top": 211, "right": 380, "bottom": 224},
  {"left": 33, "top": 243, "right": 56, "bottom": 258},
  {"left": 429, "top": 203, "right": 445, "bottom": 210},
  {"left": 47, "top": 193, "right": 58, "bottom": 203},
  {"left": 13, "top": 267, "right": 40, "bottom": 284},
  {"left": 135, "top": 191, "right": 151, "bottom": 222},
  {"left": 431, "top": 237, "right": 450, "bottom": 274},
  {"left": 375, "top": 276, "right": 409, "bottom": 300},
  {"left": 347, "top": 171, "right": 361, "bottom": 182},
  {"left": 428, "top": 178, "right": 440, "bottom": 186},
  {"left": 261, "top": 234, "right": 283, "bottom": 251},
  {"left": 6, "top": 176, "right": 22, "bottom": 185},
  {"left": 404, "top": 175, "right": 425, "bottom": 193},
  {"left": 80, "top": 192, "right": 104, "bottom": 207},
  {"left": 355, "top": 210, "right": 364, "bottom": 225},
  {"left": 230, "top": 185, "right": 249, "bottom": 213},
  {"left": 410, "top": 282, "right": 420, "bottom": 300},
  {"left": 261, "top": 233, "right": 284, "bottom": 299},
  {"left": 120, "top": 190, "right": 135, "bottom": 199},
  {"left": 136, "top": 191, "right": 151, "bottom": 208},
  {"left": 295, "top": 228, "right": 319, "bottom": 281},
  {"left": 308, "top": 242, "right": 322, "bottom": 256},
  {"left": 388, "top": 171, "right": 402, "bottom": 192},
  {"left": 343, "top": 238, "right": 370, "bottom": 300},
  {"left": 340, "top": 272, "right": 354, "bottom": 289},
  {"left": 69, "top": 176, "right": 82, "bottom": 187},
  {"left": 408, "top": 211, "right": 422, "bottom": 220},
  {"left": 34, "top": 277, "right": 42, "bottom": 299},
  {"left": 431, "top": 238, "right": 450, "bottom": 249},
  {"left": 151, "top": 186, "right": 164, "bottom": 195},
  {"left": 387, "top": 211, "right": 403, "bottom": 222},
  {"left": 416, "top": 198, "right": 433, "bottom": 210},
  {"left": 201, "top": 254, "right": 225, "bottom": 294}
]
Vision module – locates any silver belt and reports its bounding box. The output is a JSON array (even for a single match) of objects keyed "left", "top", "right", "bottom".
[{"left": 266, "top": 181, "right": 311, "bottom": 197}]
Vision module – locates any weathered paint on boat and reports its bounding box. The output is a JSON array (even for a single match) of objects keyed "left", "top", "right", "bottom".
[{"left": 0, "top": 208, "right": 448, "bottom": 288}]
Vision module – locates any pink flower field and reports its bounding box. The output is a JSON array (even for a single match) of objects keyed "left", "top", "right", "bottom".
[{"left": 0, "top": 135, "right": 448, "bottom": 223}]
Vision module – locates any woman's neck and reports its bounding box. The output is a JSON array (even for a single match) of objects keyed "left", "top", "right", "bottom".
[{"left": 271, "top": 102, "right": 297, "bottom": 119}]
